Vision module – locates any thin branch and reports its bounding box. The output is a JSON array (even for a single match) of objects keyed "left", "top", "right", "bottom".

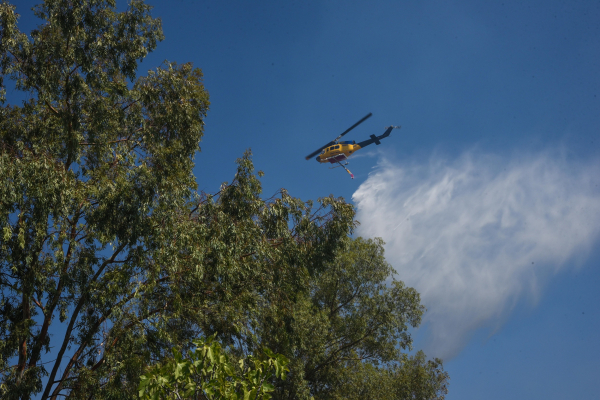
[
  {"left": 329, "top": 285, "right": 362, "bottom": 318},
  {"left": 78, "top": 138, "right": 133, "bottom": 146},
  {"left": 40, "top": 243, "right": 128, "bottom": 400},
  {"left": 32, "top": 296, "right": 45, "bottom": 313},
  {"left": 121, "top": 99, "right": 139, "bottom": 111}
]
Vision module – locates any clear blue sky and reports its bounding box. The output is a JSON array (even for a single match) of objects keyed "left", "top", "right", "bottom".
[{"left": 12, "top": 1, "right": 600, "bottom": 399}]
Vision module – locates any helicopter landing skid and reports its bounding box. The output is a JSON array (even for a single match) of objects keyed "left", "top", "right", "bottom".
[{"left": 329, "top": 161, "right": 354, "bottom": 179}]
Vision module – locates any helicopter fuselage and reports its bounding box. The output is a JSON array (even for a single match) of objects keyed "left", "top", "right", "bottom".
[{"left": 315, "top": 141, "right": 361, "bottom": 163}]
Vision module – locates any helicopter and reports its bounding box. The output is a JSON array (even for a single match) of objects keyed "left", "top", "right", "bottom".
[{"left": 304, "top": 113, "right": 400, "bottom": 178}]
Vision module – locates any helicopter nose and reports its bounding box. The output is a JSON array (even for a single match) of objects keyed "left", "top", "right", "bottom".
[{"left": 316, "top": 155, "right": 321, "bottom": 162}]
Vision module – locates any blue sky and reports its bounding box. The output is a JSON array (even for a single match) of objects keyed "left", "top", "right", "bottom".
[{"left": 11, "top": 0, "right": 600, "bottom": 398}]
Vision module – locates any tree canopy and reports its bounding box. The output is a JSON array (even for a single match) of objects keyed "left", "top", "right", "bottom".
[
  {"left": 253, "top": 236, "right": 449, "bottom": 400},
  {"left": 0, "top": 1, "right": 448, "bottom": 399}
]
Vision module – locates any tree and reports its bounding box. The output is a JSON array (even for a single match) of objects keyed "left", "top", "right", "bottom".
[
  {"left": 254, "top": 237, "right": 450, "bottom": 399},
  {"left": 0, "top": 1, "right": 355, "bottom": 399},
  {"left": 138, "top": 335, "right": 289, "bottom": 400},
  {"left": 138, "top": 237, "right": 449, "bottom": 400},
  {"left": 329, "top": 352, "right": 449, "bottom": 400}
]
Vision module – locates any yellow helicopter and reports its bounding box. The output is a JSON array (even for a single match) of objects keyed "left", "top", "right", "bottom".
[{"left": 305, "top": 113, "right": 400, "bottom": 178}]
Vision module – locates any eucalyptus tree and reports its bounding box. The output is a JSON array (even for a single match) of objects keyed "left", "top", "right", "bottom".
[
  {"left": 257, "top": 237, "right": 450, "bottom": 400},
  {"left": 0, "top": 1, "right": 355, "bottom": 399},
  {"left": 328, "top": 351, "right": 449, "bottom": 400},
  {"left": 139, "top": 237, "right": 450, "bottom": 400}
]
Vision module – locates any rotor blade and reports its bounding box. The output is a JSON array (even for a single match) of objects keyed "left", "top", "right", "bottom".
[
  {"left": 334, "top": 112, "right": 372, "bottom": 142},
  {"left": 305, "top": 113, "right": 373, "bottom": 160},
  {"left": 305, "top": 140, "right": 335, "bottom": 160}
]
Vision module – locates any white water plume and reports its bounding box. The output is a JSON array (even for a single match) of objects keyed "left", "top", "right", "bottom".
[{"left": 352, "top": 150, "right": 600, "bottom": 359}]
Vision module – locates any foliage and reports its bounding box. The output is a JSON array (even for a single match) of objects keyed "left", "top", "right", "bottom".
[
  {"left": 330, "top": 351, "right": 449, "bottom": 400},
  {"left": 254, "top": 237, "right": 450, "bottom": 399},
  {"left": 138, "top": 237, "right": 450, "bottom": 400},
  {"left": 0, "top": 1, "right": 355, "bottom": 399},
  {"left": 138, "top": 335, "right": 289, "bottom": 400}
]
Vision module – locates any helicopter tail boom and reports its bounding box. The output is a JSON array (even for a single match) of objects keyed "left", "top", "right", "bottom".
[{"left": 356, "top": 125, "right": 399, "bottom": 149}]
